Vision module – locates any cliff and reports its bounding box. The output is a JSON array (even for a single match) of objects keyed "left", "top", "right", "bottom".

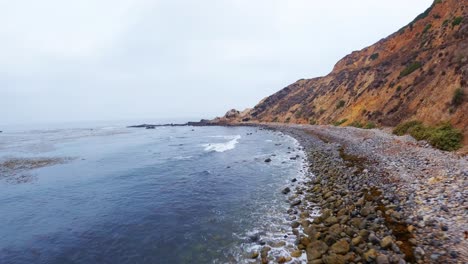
[{"left": 224, "top": 0, "right": 467, "bottom": 142}]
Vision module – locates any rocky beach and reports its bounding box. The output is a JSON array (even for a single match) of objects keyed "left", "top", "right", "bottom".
[{"left": 248, "top": 123, "right": 467, "bottom": 264}]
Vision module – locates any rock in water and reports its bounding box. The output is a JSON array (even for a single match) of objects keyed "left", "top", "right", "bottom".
[
  {"left": 264, "top": 158, "right": 272, "bottom": 163},
  {"left": 282, "top": 187, "right": 291, "bottom": 194},
  {"left": 290, "top": 200, "right": 301, "bottom": 206}
]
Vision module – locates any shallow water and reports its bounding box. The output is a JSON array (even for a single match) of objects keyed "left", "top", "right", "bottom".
[{"left": 0, "top": 125, "right": 306, "bottom": 263}]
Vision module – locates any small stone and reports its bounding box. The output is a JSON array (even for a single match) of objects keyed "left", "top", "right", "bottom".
[
  {"left": 250, "top": 252, "right": 259, "bottom": 259},
  {"left": 380, "top": 236, "right": 393, "bottom": 249},
  {"left": 376, "top": 254, "right": 390, "bottom": 264},
  {"left": 264, "top": 158, "right": 272, "bottom": 163},
  {"left": 324, "top": 216, "right": 338, "bottom": 226},
  {"left": 291, "top": 178, "right": 297, "bottom": 182},
  {"left": 364, "top": 249, "right": 378, "bottom": 262},
  {"left": 414, "top": 247, "right": 425, "bottom": 260},
  {"left": 368, "top": 233, "right": 380, "bottom": 245},
  {"left": 282, "top": 187, "right": 291, "bottom": 194},
  {"left": 351, "top": 236, "right": 362, "bottom": 246}
]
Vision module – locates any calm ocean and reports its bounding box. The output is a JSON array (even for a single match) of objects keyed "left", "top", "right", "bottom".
[{"left": 0, "top": 124, "right": 307, "bottom": 263}]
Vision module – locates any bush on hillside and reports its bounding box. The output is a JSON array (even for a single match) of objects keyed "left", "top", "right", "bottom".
[
  {"left": 336, "top": 100, "right": 346, "bottom": 109},
  {"left": 393, "top": 121, "right": 463, "bottom": 151},
  {"left": 400, "top": 62, "right": 422, "bottom": 77},
  {"left": 393, "top": 121, "right": 423, "bottom": 135},
  {"left": 452, "top": 88, "right": 464, "bottom": 107}
]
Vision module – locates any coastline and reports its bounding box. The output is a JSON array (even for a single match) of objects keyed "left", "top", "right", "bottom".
[{"left": 249, "top": 123, "right": 467, "bottom": 264}]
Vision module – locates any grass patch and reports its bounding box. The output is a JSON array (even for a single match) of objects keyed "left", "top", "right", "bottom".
[
  {"left": 422, "top": 24, "right": 432, "bottom": 34},
  {"left": 332, "top": 119, "right": 348, "bottom": 126},
  {"left": 393, "top": 121, "right": 463, "bottom": 151},
  {"left": 336, "top": 100, "right": 346, "bottom": 109},
  {"left": 452, "top": 88, "right": 464, "bottom": 107},
  {"left": 452, "top": 17, "right": 463, "bottom": 27},
  {"left": 285, "top": 117, "right": 291, "bottom": 123},
  {"left": 364, "top": 122, "right": 377, "bottom": 129},
  {"left": 396, "top": 85, "right": 402, "bottom": 92},
  {"left": 400, "top": 62, "right": 422, "bottom": 77},
  {"left": 309, "top": 119, "right": 316, "bottom": 125}
]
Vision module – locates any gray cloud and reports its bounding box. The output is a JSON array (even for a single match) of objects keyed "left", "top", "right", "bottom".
[{"left": 1, "top": 0, "right": 432, "bottom": 125}]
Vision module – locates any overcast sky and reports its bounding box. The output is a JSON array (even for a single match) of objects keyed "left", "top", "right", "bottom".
[{"left": 1, "top": 0, "right": 432, "bottom": 125}]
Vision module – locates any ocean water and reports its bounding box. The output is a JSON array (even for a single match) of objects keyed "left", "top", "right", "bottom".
[{"left": 0, "top": 125, "right": 307, "bottom": 263}]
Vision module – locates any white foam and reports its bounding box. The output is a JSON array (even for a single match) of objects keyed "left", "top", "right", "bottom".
[{"left": 202, "top": 135, "right": 241, "bottom": 153}]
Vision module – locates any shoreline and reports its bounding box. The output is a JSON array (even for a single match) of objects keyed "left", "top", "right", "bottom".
[{"left": 252, "top": 123, "right": 467, "bottom": 264}]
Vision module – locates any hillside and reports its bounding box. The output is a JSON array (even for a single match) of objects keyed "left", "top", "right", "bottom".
[{"left": 218, "top": 0, "right": 467, "bottom": 144}]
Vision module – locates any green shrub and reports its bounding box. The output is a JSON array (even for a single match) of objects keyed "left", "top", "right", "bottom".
[
  {"left": 393, "top": 120, "right": 423, "bottom": 135},
  {"left": 332, "top": 119, "right": 348, "bottom": 126},
  {"left": 400, "top": 62, "right": 422, "bottom": 77},
  {"left": 370, "top": 53, "right": 379, "bottom": 60},
  {"left": 349, "top": 121, "right": 364, "bottom": 128},
  {"left": 336, "top": 100, "right": 346, "bottom": 109},
  {"left": 423, "top": 24, "right": 432, "bottom": 34},
  {"left": 396, "top": 85, "right": 402, "bottom": 92},
  {"left": 319, "top": 108, "right": 326, "bottom": 115},
  {"left": 425, "top": 123, "right": 463, "bottom": 151},
  {"left": 394, "top": 121, "right": 463, "bottom": 151},
  {"left": 364, "top": 122, "right": 377, "bottom": 129},
  {"left": 452, "top": 17, "right": 463, "bottom": 27},
  {"left": 272, "top": 117, "right": 279, "bottom": 122},
  {"left": 285, "top": 117, "right": 291, "bottom": 123},
  {"left": 442, "top": 19, "right": 449, "bottom": 26},
  {"left": 452, "top": 88, "right": 464, "bottom": 107},
  {"left": 309, "top": 119, "right": 316, "bottom": 125}
]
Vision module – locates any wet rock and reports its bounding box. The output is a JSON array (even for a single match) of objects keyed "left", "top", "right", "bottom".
[
  {"left": 290, "top": 200, "right": 301, "bottom": 206},
  {"left": 330, "top": 239, "right": 350, "bottom": 255},
  {"left": 277, "top": 256, "right": 291, "bottom": 263},
  {"left": 291, "top": 221, "right": 300, "bottom": 228},
  {"left": 282, "top": 187, "right": 291, "bottom": 194},
  {"left": 250, "top": 252, "right": 259, "bottom": 259},
  {"left": 291, "top": 250, "right": 302, "bottom": 258},
  {"left": 260, "top": 246, "right": 271, "bottom": 258},
  {"left": 264, "top": 158, "right": 272, "bottom": 163},
  {"left": 291, "top": 178, "right": 297, "bottom": 182}
]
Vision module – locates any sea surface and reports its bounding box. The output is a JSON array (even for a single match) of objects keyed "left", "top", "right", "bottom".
[{"left": 0, "top": 124, "right": 307, "bottom": 263}]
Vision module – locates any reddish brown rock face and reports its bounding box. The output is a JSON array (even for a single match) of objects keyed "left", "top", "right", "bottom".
[{"left": 240, "top": 0, "right": 467, "bottom": 143}]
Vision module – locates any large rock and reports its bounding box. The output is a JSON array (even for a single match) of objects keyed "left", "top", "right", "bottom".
[
  {"left": 224, "top": 109, "right": 240, "bottom": 119},
  {"left": 307, "top": 240, "right": 329, "bottom": 260},
  {"left": 322, "top": 253, "right": 346, "bottom": 264},
  {"left": 330, "top": 239, "right": 350, "bottom": 255}
]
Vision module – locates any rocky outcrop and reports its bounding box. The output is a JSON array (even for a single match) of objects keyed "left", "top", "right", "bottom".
[{"left": 227, "top": 0, "right": 467, "bottom": 143}]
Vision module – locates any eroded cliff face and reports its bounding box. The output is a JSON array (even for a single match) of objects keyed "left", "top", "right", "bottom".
[{"left": 231, "top": 0, "right": 467, "bottom": 138}]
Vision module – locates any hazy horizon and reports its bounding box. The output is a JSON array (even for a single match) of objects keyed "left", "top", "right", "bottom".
[{"left": 1, "top": 0, "right": 433, "bottom": 125}]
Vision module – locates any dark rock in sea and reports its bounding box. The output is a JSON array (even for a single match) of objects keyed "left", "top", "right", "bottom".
[
  {"left": 290, "top": 200, "right": 301, "bottom": 206},
  {"left": 291, "top": 178, "right": 297, "bottom": 182},
  {"left": 264, "top": 158, "right": 272, "bottom": 163},
  {"left": 282, "top": 187, "right": 291, "bottom": 194},
  {"left": 290, "top": 157, "right": 297, "bottom": 160},
  {"left": 249, "top": 233, "right": 261, "bottom": 243}
]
